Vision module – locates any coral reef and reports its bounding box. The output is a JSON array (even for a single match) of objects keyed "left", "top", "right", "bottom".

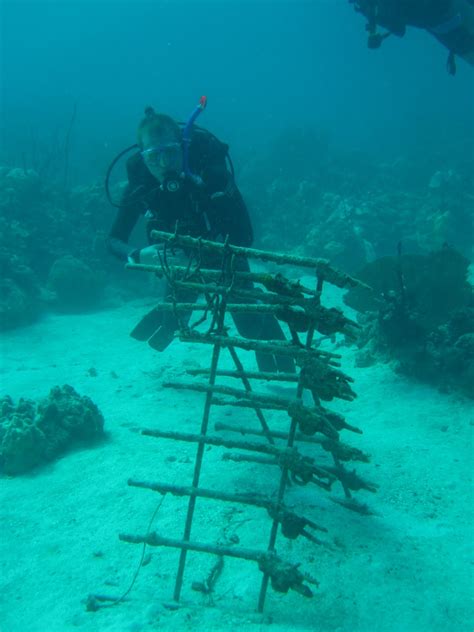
[
  {"left": 0, "top": 253, "right": 41, "bottom": 330},
  {"left": 47, "top": 255, "right": 105, "bottom": 310},
  {"left": 240, "top": 128, "right": 473, "bottom": 273},
  {"left": 0, "top": 385, "right": 105, "bottom": 475},
  {"left": 345, "top": 246, "right": 474, "bottom": 398},
  {"left": 1, "top": 126, "right": 472, "bottom": 327},
  {"left": 0, "top": 165, "right": 148, "bottom": 328}
]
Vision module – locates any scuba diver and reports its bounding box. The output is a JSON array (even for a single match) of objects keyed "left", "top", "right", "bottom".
[
  {"left": 106, "top": 98, "right": 294, "bottom": 373},
  {"left": 350, "top": 0, "right": 474, "bottom": 73}
]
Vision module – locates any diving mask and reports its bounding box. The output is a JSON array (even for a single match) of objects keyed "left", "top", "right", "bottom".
[{"left": 141, "top": 142, "right": 181, "bottom": 169}]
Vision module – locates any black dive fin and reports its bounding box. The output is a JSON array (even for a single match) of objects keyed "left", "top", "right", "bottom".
[
  {"left": 255, "top": 351, "right": 296, "bottom": 374},
  {"left": 147, "top": 325, "right": 177, "bottom": 351},
  {"left": 130, "top": 307, "right": 178, "bottom": 352},
  {"left": 130, "top": 308, "right": 164, "bottom": 341}
]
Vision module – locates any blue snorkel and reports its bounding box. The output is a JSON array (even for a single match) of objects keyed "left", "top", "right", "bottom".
[{"left": 182, "top": 95, "right": 207, "bottom": 185}]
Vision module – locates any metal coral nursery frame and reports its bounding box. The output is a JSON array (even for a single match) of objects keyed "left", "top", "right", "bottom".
[{"left": 121, "top": 230, "right": 377, "bottom": 612}]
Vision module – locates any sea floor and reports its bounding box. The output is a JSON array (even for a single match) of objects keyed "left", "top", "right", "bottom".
[{"left": 0, "top": 293, "right": 473, "bottom": 632}]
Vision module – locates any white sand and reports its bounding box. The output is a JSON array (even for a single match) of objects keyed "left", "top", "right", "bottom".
[{"left": 0, "top": 297, "right": 472, "bottom": 632}]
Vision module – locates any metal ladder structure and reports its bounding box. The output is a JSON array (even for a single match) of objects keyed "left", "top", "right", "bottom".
[{"left": 120, "top": 229, "right": 377, "bottom": 612}]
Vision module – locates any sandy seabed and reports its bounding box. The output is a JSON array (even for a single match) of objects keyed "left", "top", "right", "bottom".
[{"left": 0, "top": 290, "right": 472, "bottom": 632}]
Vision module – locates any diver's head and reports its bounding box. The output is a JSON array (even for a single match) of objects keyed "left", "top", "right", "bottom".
[{"left": 138, "top": 107, "right": 182, "bottom": 182}]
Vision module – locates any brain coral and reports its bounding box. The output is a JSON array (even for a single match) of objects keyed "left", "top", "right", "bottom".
[{"left": 0, "top": 385, "right": 105, "bottom": 475}]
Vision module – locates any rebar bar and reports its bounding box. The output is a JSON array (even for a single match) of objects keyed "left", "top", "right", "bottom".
[
  {"left": 127, "top": 480, "right": 327, "bottom": 538},
  {"left": 150, "top": 229, "right": 365, "bottom": 289},
  {"left": 172, "top": 276, "right": 228, "bottom": 602},
  {"left": 178, "top": 330, "right": 341, "bottom": 362},
  {"left": 119, "top": 532, "right": 317, "bottom": 597},
  {"left": 214, "top": 422, "right": 370, "bottom": 462}
]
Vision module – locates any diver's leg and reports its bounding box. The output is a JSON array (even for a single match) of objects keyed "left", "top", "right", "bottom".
[
  {"left": 229, "top": 256, "right": 296, "bottom": 373},
  {"left": 231, "top": 310, "right": 279, "bottom": 372},
  {"left": 258, "top": 313, "right": 296, "bottom": 373},
  {"left": 433, "top": 0, "right": 474, "bottom": 66},
  {"left": 233, "top": 311, "right": 296, "bottom": 373}
]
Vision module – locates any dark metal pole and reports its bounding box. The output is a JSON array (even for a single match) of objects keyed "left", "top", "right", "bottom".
[{"left": 172, "top": 257, "right": 231, "bottom": 602}]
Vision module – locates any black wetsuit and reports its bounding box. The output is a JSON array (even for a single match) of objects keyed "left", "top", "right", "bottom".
[
  {"left": 361, "top": 0, "right": 452, "bottom": 34},
  {"left": 107, "top": 127, "right": 294, "bottom": 372},
  {"left": 108, "top": 128, "right": 253, "bottom": 261},
  {"left": 354, "top": 0, "right": 474, "bottom": 60}
]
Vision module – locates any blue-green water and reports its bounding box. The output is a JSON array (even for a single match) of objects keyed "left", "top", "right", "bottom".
[{"left": 0, "top": 2, "right": 473, "bottom": 630}]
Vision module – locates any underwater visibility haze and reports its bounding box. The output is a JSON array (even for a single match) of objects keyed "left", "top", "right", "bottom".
[{"left": 0, "top": 1, "right": 473, "bottom": 631}]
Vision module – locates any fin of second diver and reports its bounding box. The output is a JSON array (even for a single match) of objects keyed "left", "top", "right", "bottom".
[
  {"left": 255, "top": 350, "right": 296, "bottom": 374},
  {"left": 255, "top": 350, "right": 278, "bottom": 373}
]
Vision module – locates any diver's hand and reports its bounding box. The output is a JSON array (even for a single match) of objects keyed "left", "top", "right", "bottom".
[
  {"left": 132, "top": 245, "right": 162, "bottom": 265},
  {"left": 128, "top": 245, "right": 188, "bottom": 267}
]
